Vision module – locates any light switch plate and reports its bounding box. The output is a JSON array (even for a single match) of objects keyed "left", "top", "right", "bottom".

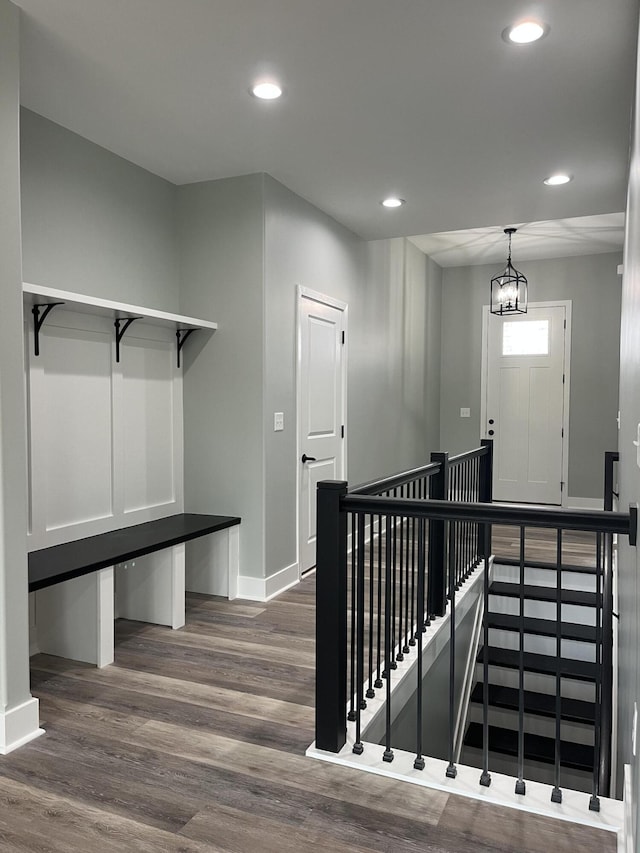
[
  {"left": 460, "top": 407, "right": 470, "bottom": 418},
  {"left": 274, "top": 412, "right": 284, "bottom": 432}
]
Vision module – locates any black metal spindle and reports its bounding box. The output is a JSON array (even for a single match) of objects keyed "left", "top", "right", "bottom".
[
  {"left": 367, "top": 511, "right": 375, "bottom": 700},
  {"left": 516, "top": 525, "right": 526, "bottom": 795},
  {"left": 353, "top": 513, "right": 366, "bottom": 754},
  {"left": 383, "top": 514, "right": 394, "bottom": 763},
  {"left": 414, "top": 518, "right": 426, "bottom": 771},
  {"left": 348, "top": 512, "right": 357, "bottom": 722},
  {"left": 446, "top": 520, "right": 457, "bottom": 778},
  {"left": 590, "top": 532, "right": 603, "bottom": 811},
  {"left": 390, "top": 490, "right": 398, "bottom": 670},
  {"left": 397, "top": 509, "right": 405, "bottom": 662},
  {"left": 480, "top": 520, "right": 491, "bottom": 787},
  {"left": 375, "top": 514, "right": 383, "bottom": 689},
  {"left": 551, "top": 529, "right": 563, "bottom": 803},
  {"left": 409, "top": 480, "right": 417, "bottom": 645}
]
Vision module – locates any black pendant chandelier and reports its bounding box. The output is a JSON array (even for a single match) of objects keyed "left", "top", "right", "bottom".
[{"left": 490, "top": 227, "right": 528, "bottom": 315}]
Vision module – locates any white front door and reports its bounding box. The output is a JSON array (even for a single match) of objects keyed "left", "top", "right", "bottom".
[
  {"left": 298, "top": 291, "right": 346, "bottom": 573},
  {"left": 485, "top": 304, "right": 567, "bottom": 504}
]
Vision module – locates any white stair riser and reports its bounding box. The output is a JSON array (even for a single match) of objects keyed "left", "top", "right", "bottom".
[
  {"left": 488, "top": 595, "right": 596, "bottom": 626},
  {"left": 474, "top": 663, "right": 595, "bottom": 702},
  {"left": 492, "top": 564, "right": 596, "bottom": 592},
  {"left": 487, "top": 628, "right": 596, "bottom": 662}
]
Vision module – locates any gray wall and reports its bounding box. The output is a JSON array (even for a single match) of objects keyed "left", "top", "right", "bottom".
[
  {"left": 0, "top": 0, "right": 32, "bottom": 712},
  {"left": 440, "top": 253, "right": 622, "bottom": 498},
  {"left": 616, "top": 12, "right": 640, "bottom": 823},
  {"left": 178, "top": 175, "right": 266, "bottom": 580},
  {"left": 21, "top": 109, "right": 179, "bottom": 312},
  {"left": 263, "top": 175, "right": 365, "bottom": 577}
]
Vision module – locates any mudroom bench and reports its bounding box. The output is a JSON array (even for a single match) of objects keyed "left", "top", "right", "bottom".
[{"left": 28, "top": 513, "right": 241, "bottom": 667}]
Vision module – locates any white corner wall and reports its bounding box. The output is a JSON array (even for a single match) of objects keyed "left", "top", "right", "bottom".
[{"left": 0, "top": 0, "right": 43, "bottom": 752}]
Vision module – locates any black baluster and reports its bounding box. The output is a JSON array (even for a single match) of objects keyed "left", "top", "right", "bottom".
[
  {"left": 397, "top": 506, "right": 405, "bottom": 662},
  {"left": 480, "top": 520, "right": 491, "bottom": 787},
  {"left": 551, "top": 529, "right": 563, "bottom": 803},
  {"left": 383, "top": 515, "right": 394, "bottom": 763},
  {"left": 446, "top": 520, "right": 457, "bottom": 778},
  {"left": 375, "top": 514, "right": 383, "bottom": 689},
  {"left": 409, "top": 480, "right": 417, "bottom": 645},
  {"left": 516, "top": 525, "right": 526, "bottom": 795},
  {"left": 414, "top": 518, "right": 426, "bottom": 771},
  {"left": 367, "top": 511, "right": 375, "bottom": 700},
  {"left": 590, "top": 532, "right": 603, "bottom": 811},
  {"left": 348, "top": 513, "right": 357, "bottom": 722},
  {"left": 390, "top": 491, "right": 398, "bottom": 671},
  {"left": 353, "top": 513, "right": 366, "bottom": 754}
]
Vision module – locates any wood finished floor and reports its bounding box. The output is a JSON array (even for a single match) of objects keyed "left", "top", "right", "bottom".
[{"left": 0, "top": 566, "right": 613, "bottom": 852}]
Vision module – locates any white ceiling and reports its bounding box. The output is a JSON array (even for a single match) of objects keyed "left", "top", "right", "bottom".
[
  {"left": 13, "top": 0, "right": 640, "bottom": 245},
  {"left": 409, "top": 213, "right": 625, "bottom": 267}
]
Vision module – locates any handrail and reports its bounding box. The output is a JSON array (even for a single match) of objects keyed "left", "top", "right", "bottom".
[
  {"left": 341, "top": 495, "right": 637, "bottom": 540},
  {"left": 350, "top": 461, "right": 441, "bottom": 495},
  {"left": 449, "top": 445, "right": 490, "bottom": 466}
]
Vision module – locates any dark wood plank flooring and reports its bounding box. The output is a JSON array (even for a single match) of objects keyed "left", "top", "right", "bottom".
[{"left": 0, "top": 570, "right": 614, "bottom": 852}]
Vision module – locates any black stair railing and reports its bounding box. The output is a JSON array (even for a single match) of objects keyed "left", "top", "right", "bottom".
[{"left": 315, "top": 458, "right": 637, "bottom": 810}]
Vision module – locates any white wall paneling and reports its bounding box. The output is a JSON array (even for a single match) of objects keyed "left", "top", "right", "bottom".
[{"left": 25, "top": 303, "right": 188, "bottom": 549}]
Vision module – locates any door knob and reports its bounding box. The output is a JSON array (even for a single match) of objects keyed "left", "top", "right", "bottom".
[
  {"left": 488, "top": 418, "right": 495, "bottom": 425},
  {"left": 301, "top": 453, "right": 317, "bottom": 463},
  {"left": 488, "top": 429, "right": 494, "bottom": 436}
]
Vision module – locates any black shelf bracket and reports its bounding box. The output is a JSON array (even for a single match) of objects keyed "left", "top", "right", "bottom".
[
  {"left": 32, "top": 302, "right": 64, "bottom": 356},
  {"left": 114, "top": 317, "right": 142, "bottom": 363},
  {"left": 176, "top": 328, "right": 196, "bottom": 368}
]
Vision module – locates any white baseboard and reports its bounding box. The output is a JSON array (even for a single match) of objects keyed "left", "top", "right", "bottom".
[
  {"left": 237, "top": 561, "right": 299, "bottom": 602},
  {"left": 567, "top": 496, "right": 604, "bottom": 510},
  {"left": 623, "top": 764, "right": 634, "bottom": 853},
  {"left": 0, "top": 697, "right": 44, "bottom": 754}
]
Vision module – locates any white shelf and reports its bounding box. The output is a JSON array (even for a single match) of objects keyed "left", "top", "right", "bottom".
[{"left": 23, "top": 282, "right": 218, "bottom": 332}]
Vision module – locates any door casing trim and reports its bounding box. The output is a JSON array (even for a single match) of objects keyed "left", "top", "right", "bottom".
[{"left": 480, "top": 300, "right": 571, "bottom": 507}]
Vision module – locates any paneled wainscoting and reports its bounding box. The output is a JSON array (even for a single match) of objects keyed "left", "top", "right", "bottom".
[{"left": 0, "top": 573, "right": 615, "bottom": 852}]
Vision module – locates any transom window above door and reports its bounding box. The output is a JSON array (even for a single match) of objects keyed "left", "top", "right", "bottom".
[{"left": 502, "top": 319, "right": 550, "bottom": 356}]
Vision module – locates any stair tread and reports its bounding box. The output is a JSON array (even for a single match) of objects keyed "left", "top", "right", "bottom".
[
  {"left": 469, "top": 682, "right": 596, "bottom": 724},
  {"left": 477, "top": 645, "right": 597, "bottom": 681},
  {"left": 487, "top": 612, "right": 597, "bottom": 642},
  {"left": 489, "top": 581, "right": 596, "bottom": 607},
  {"left": 464, "top": 722, "right": 594, "bottom": 772}
]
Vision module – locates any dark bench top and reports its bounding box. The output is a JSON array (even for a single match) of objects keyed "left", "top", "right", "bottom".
[{"left": 28, "top": 513, "right": 241, "bottom": 592}]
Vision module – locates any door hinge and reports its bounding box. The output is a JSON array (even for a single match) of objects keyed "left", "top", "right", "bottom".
[
  {"left": 561, "top": 481, "right": 564, "bottom": 491},
  {"left": 341, "top": 425, "right": 344, "bottom": 438},
  {"left": 564, "top": 319, "right": 567, "bottom": 329},
  {"left": 562, "top": 373, "right": 565, "bottom": 384},
  {"left": 341, "top": 330, "right": 345, "bottom": 345},
  {"left": 561, "top": 427, "right": 564, "bottom": 438}
]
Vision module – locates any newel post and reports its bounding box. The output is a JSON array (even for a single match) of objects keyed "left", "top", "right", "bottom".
[
  {"left": 478, "top": 439, "right": 493, "bottom": 559},
  {"left": 427, "top": 452, "right": 449, "bottom": 617},
  {"left": 315, "top": 480, "right": 348, "bottom": 753}
]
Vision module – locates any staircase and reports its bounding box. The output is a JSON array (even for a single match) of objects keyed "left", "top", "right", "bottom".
[{"left": 462, "top": 559, "right": 602, "bottom": 792}]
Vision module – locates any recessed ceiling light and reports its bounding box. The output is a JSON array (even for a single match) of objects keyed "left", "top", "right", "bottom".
[
  {"left": 544, "top": 173, "right": 572, "bottom": 186},
  {"left": 504, "top": 20, "right": 548, "bottom": 44},
  {"left": 251, "top": 81, "right": 282, "bottom": 100},
  {"left": 381, "top": 197, "right": 405, "bottom": 208}
]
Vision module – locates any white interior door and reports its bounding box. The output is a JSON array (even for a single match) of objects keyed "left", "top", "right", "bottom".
[
  {"left": 298, "top": 292, "right": 346, "bottom": 573},
  {"left": 485, "top": 305, "right": 567, "bottom": 504}
]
